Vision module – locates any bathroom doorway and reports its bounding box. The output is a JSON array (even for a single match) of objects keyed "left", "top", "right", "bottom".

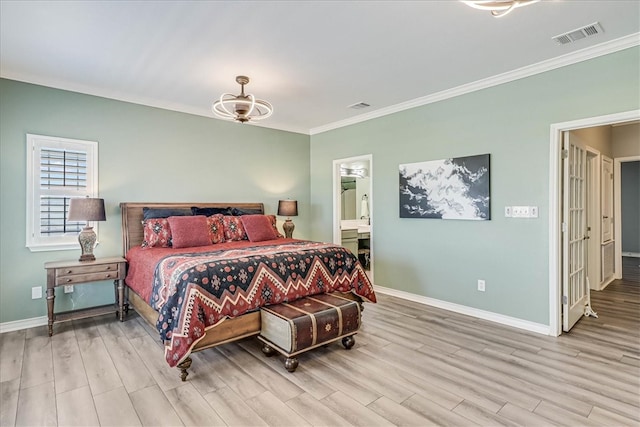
[{"left": 332, "top": 154, "right": 373, "bottom": 284}]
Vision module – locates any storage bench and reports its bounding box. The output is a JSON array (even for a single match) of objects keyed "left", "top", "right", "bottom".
[{"left": 258, "top": 293, "right": 361, "bottom": 372}]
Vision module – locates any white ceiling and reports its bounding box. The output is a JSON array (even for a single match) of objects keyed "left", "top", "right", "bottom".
[{"left": 1, "top": 1, "right": 639, "bottom": 135}]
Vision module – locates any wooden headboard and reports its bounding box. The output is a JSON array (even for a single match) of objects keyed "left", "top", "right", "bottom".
[{"left": 119, "top": 202, "right": 265, "bottom": 255}]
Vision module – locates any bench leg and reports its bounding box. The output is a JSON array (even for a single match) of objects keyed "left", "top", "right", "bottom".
[
  {"left": 284, "top": 357, "right": 299, "bottom": 373},
  {"left": 261, "top": 343, "right": 276, "bottom": 357},
  {"left": 342, "top": 335, "right": 355, "bottom": 350}
]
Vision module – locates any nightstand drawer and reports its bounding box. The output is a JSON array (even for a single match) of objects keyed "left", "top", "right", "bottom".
[
  {"left": 56, "top": 270, "right": 119, "bottom": 285},
  {"left": 55, "top": 263, "right": 119, "bottom": 277}
]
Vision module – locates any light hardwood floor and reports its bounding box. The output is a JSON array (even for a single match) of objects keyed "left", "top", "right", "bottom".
[{"left": 1, "top": 281, "right": 638, "bottom": 427}]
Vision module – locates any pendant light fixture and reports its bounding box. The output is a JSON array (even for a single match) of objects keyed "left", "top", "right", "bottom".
[
  {"left": 212, "top": 75, "right": 273, "bottom": 123},
  {"left": 462, "top": 0, "right": 539, "bottom": 17}
]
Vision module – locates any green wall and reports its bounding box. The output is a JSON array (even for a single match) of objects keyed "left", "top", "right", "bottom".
[
  {"left": 310, "top": 47, "right": 640, "bottom": 325},
  {"left": 0, "top": 79, "right": 310, "bottom": 324},
  {"left": 2, "top": 47, "right": 638, "bottom": 328}
]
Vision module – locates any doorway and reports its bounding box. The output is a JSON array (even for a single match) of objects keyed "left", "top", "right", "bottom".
[
  {"left": 549, "top": 110, "right": 640, "bottom": 336},
  {"left": 332, "top": 154, "right": 373, "bottom": 284},
  {"left": 615, "top": 157, "right": 640, "bottom": 281}
]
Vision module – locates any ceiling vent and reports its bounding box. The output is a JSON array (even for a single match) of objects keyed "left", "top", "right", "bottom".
[
  {"left": 552, "top": 22, "right": 603, "bottom": 45},
  {"left": 348, "top": 102, "right": 371, "bottom": 110}
]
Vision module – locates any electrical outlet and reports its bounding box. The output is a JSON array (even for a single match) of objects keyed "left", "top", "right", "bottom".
[
  {"left": 530, "top": 206, "right": 538, "bottom": 218},
  {"left": 64, "top": 285, "right": 74, "bottom": 293},
  {"left": 31, "top": 286, "right": 42, "bottom": 299},
  {"left": 477, "top": 279, "right": 486, "bottom": 292},
  {"left": 504, "top": 206, "right": 512, "bottom": 217},
  {"left": 512, "top": 206, "right": 530, "bottom": 218}
]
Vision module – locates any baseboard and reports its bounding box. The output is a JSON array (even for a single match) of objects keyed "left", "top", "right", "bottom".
[
  {"left": 599, "top": 276, "right": 616, "bottom": 291},
  {"left": 374, "top": 285, "right": 550, "bottom": 336},
  {"left": 0, "top": 316, "right": 47, "bottom": 334},
  {"left": 2, "top": 287, "right": 553, "bottom": 336},
  {"left": 622, "top": 252, "right": 640, "bottom": 258}
]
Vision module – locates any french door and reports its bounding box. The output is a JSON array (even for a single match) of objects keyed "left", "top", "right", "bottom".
[{"left": 562, "top": 132, "right": 589, "bottom": 332}]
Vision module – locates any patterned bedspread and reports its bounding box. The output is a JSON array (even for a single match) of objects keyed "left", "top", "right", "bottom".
[{"left": 150, "top": 240, "right": 376, "bottom": 366}]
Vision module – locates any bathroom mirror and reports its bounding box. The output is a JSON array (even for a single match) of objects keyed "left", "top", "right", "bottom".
[{"left": 340, "top": 161, "right": 370, "bottom": 220}]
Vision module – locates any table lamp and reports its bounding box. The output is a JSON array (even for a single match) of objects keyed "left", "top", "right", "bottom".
[
  {"left": 277, "top": 200, "right": 298, "bottom": 239},
  {"left": 68, "top": 197, "right": 106, "bottom": 261}
]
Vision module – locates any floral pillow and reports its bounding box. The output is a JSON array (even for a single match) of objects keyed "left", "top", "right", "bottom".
[
  {"left": 207, "top": 214, "right": 225, "bottom": 244},
  {"left": 266, "top": 214, "right": 284, "bottom": 238},
  {"left": 141, "top": 218, "right": 172, "bottom": 248},
  {"left": 222, "top": 215, "right": 248, "bottom": 242}
]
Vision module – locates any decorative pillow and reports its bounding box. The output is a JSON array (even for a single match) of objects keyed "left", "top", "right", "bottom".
[
  {"left": 167, "top": 216, "right": 211, "bottom": 249},
  {"left": 142, "top": 207, "right": 192, "bottom": 220},
  {"left": 141, "top": 218, "right": 172, "bottom": 248},
  {"left": 230, "top": 207, "right": 264, "bottom": 216},
  {"left": 266, "top": 214, "right": 284, "bottom": 238},
  {"left": 222, "top": 215, "right": 248, "bottom": 242},
  {"left": 191, "top": 206, "right": 232, "bottom": 216},
  {"left": 206, "top": 214, "right": 225, "bottom": 244},
  {"left": 241, "top": 215, "right": 279, "bottom": 242}
]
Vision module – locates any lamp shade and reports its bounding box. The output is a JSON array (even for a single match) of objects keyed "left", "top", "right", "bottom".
[
  {"left": 68, "top": 198, "right": 106, "bottom": 222},
  {"left": 277, "top": 200, "right": 298, "bottom": 217}
]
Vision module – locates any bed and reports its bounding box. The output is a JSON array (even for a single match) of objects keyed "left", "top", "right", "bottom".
[{"left": 120, "top": 202, "right": 376, "bottom": 380}]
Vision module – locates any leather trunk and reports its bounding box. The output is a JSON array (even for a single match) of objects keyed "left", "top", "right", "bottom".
[{"left": 259, "top": 293, "right": 361, "bottom": 356}]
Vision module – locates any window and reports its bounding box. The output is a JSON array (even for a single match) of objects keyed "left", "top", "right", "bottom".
[{"left": 26, "top": 134, "right": 99, "bottom": 251}]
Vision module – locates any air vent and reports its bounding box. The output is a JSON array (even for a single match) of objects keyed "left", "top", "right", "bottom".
[
  {"left": 348, "top": 102, "right": 371, "bottom": 110},
  {"left": 552, "top": 22, "right": 603, "bottom": 45}
]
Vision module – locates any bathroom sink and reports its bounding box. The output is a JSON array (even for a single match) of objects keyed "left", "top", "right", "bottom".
[{"left": 357, "top": 225, "right": 370, "bottom": 233}]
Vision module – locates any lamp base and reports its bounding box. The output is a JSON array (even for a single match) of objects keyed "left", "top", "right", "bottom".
[
  {"left": 78, "top": 226, "right": 97, "bottom": 262},
  {"left": 283, "top": 219, "right": 295, "bottom": 239}
]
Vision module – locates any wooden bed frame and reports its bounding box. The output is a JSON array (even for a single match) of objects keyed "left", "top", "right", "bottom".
[{"left": 119, "top": 202, "right": 360, "bottom": 381}]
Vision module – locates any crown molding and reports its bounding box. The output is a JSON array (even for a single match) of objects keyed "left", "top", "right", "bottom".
[{"left": 310, "top": 33, "right": 640, "bottom": 136}]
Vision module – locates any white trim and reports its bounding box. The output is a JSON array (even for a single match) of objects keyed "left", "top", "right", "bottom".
[
  {"left": 549, "top": 110, "right": 640, "bottom": 337},
  {"left": 622, "top": 252, "right": 640, "bottom": 258},
  {"left": 311, "top": 33, "right": 640, "bottom": 135},
  {"left": 599, "top": 276, "right": 616, "bottom": 291},
  {"left": 375, "top": 285, "right": 550, "bottom": 336},
  {"left": 26, "top": 134, "right": 99, "bottom": 252},
  {"left": 615, "top": 155, "right": 640, "bottom": 277},
  {"left": 0, "top": 316, "right": 47, "bottom": 334}
]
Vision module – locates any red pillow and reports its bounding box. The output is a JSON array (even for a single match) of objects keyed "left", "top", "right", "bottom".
[
  {"left": 167, "top": 216, "right": 211, "bottom": 249},
  {"left": 241, "top": 215, "right": 279, "bottom": 242},
  {"left": 266, "top": 214, "right": 284, "bottom": 238}
]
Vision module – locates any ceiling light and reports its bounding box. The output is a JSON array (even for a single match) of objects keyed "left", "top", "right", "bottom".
[
  {"left": 462, "top": 0, "right": 539, "bottom": 18},
  {"left": 212, "top": 76, "right": 273, "bottom": 123}
]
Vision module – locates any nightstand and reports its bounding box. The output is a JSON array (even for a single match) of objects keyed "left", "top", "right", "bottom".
[{"left": 44, "top": 256, "right": 127, "bottom": 336}]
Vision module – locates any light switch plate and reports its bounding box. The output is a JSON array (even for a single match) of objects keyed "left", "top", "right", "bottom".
[{"left": 31, "top": 286, "right": 42, "bottom": 299}]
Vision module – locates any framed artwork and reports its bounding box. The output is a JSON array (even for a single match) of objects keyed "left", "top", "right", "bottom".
[{"left": 399, "top": 154, "right": 490, "bottom": 220}]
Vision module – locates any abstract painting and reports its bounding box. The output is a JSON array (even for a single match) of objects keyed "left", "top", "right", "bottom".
[{"left": 399, "top": 154, "right": 490, "bottom": 220}]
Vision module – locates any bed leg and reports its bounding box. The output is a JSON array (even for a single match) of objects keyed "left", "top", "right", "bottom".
[{"left": 177, "top": 357, "right": 192, "bottom": 382}]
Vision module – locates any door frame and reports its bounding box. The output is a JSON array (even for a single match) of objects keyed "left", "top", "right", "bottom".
[
  {"left": 585, "top": 147, "right": 601, "bottom": 290},
  {"left": 614, "top": 155, "right": 640, "bottom": 277},
  {"left": 332, "top": 154, "right": 374, "bottom": 284},
  {"left": 548, "top": 109, "right": 640, "bottom": 337}
]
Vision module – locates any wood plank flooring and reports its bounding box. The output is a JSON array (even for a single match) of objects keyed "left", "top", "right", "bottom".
[{"left": 1, "top": 281, "right": 638, "bottom": 426}]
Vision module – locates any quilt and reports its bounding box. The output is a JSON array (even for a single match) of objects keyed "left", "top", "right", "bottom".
[{"left": 151, "top": 240, "right": 376, "bottom": 366}]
